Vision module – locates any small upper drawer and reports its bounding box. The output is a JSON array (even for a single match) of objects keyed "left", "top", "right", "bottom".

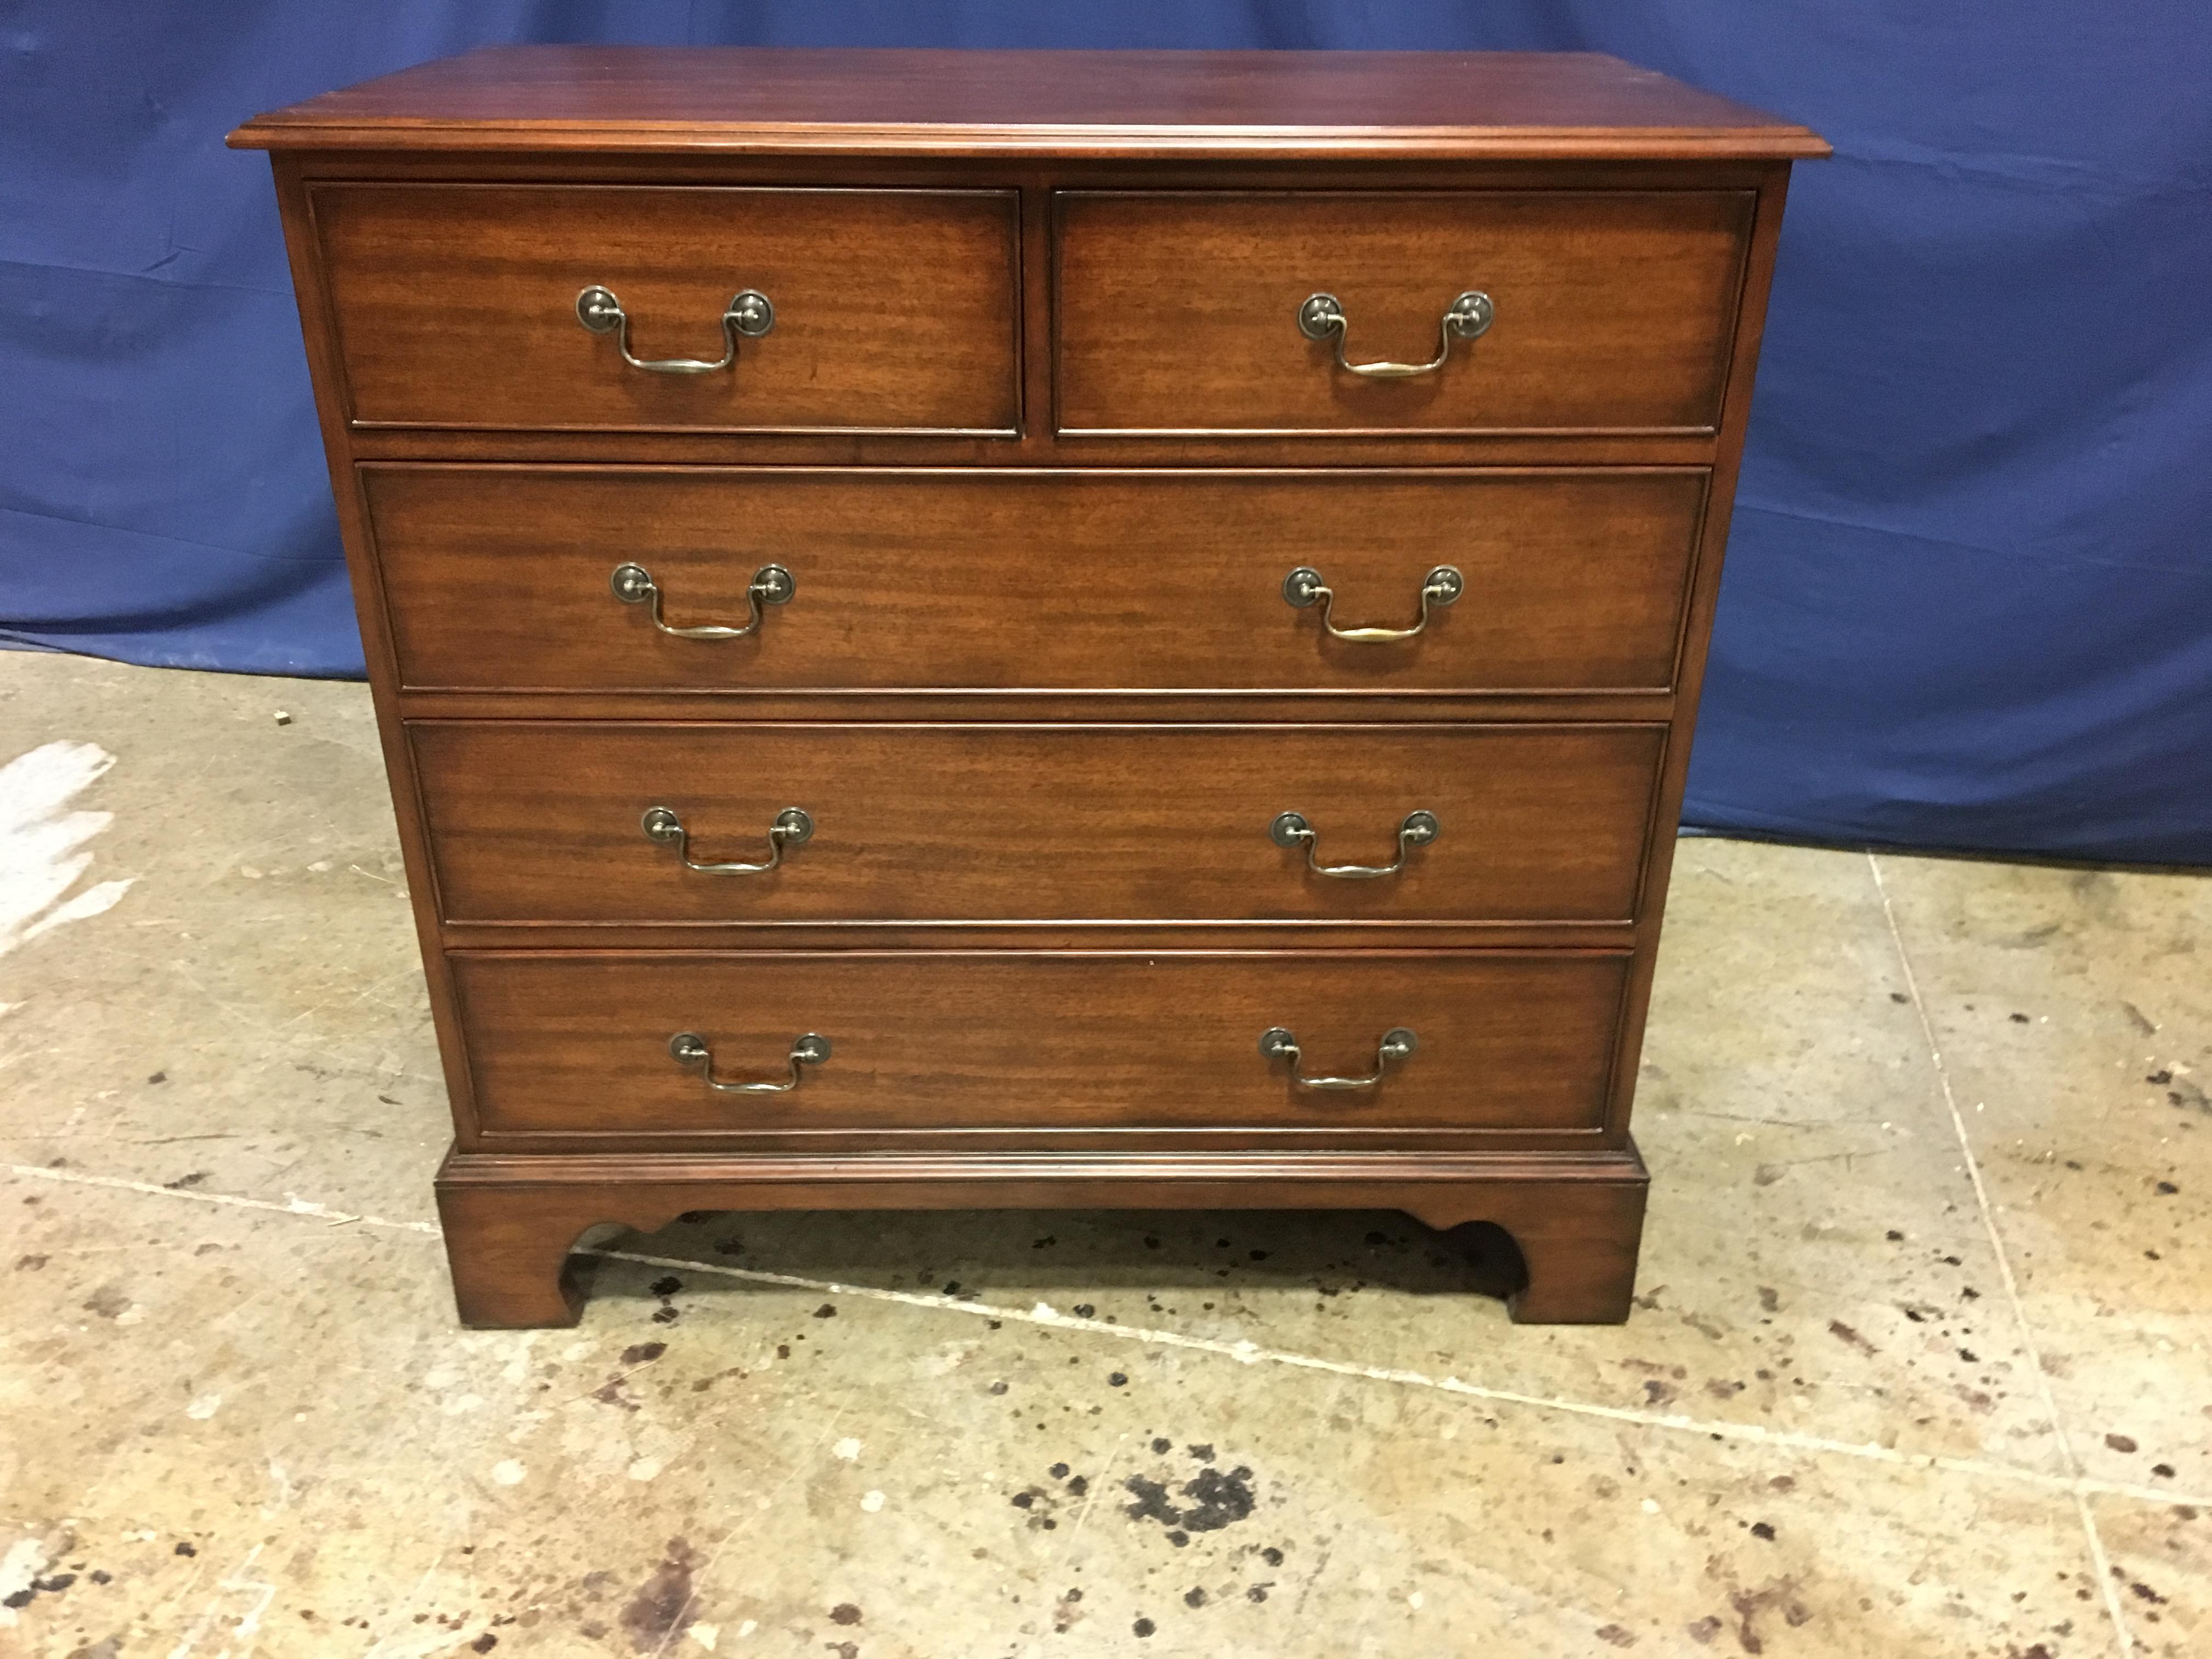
[
  {"left": 311, "top": 184, "right": 1019, "bottom": 432},
  {"left": 1054, "top": 191, "right": 1752, "bottom": 436}
]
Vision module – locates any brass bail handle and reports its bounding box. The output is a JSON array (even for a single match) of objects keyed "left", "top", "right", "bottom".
[
  {"left": 667, "top": 1031, "right": 831, "bottom": 1094},
  {"left": 1259, "top": 1026, "right": 1419, "bottom": 1090},
  {"left": 1271, "top": 810, "right": 1438, "bottom": 879},
  {"left": 1282, "top": 565, "right": 1463, "bottom": 642},
  {"left": 1297, "top": 290, "right": 1493, "bottom": 379},
  {"left": 610, "top": 561, "right": 794, "bottom": 640},
  {"left": 641, "top": 805, "right": 813, "bottom": 876},
  {"left": 575, "top": 284, "right": 774, "bottom": 375}
]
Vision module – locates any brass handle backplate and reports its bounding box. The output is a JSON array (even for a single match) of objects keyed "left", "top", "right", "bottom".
[
  {"left": 642, "top": 805, "right": 812, "bottom": 876},
  {"left": 1297, "top": 290, "right": 1493, "bottom": 378},
  {"left": 576, "top": 284, "right": 772, "bottom": 374},
  {"left": 611, "top": 561, "right": 794, "bottom": 640},
  {"left": 1271, "top": 810, "right": 1438, "bottom": 879},
  {"left": 1283, "top": 565, "right": 1462, "bottom": 642},
  {"left": 668, "top": 1031, "right": 830, "bottom": 1094},
  {"left": 1259, "top": 1026, "right": 1418, "bottom": 1090}
]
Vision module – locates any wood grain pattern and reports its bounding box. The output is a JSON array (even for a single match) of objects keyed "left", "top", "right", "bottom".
[
  {"left": 434, "top": 1142, "right": 1649, "bottom": 1326},
  {"left": 447, "top": 950, "right": 1631, "bottom": 1136},
  {"left": 228, "top": 47, "right": 1827, "bottom": 161},
  {"left": 410, "top": 721, "right": 1662, "bottom": 926},
  {"left": 364, "top": 466, "right": 1708, "bottom": 694},
  {"left": 311, "top": 184, "right": 1019, "bottom": 432},
  {"left": 1056, "top": 191, "right": 1752, "bottom": 434}
]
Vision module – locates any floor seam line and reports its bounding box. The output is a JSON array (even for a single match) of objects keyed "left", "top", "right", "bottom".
[
  {"left": 13, "top": 1157, "right": 2207, "bottom": 1522},
  {"left": 5, "top": 1160, "right": 440, "bottom": 1232},
  {"left": 1866, "top": 851, "right": 2136, "bottom": 1657}
]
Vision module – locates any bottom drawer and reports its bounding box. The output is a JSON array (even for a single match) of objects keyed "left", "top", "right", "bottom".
[{"left": 449, "top": 951, "right": 1629, "bottom": 1137}]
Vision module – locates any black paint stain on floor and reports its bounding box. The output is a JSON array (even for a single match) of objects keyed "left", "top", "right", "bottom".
[
  {"left": 1008, "top": 1458, "right": 1104, "bottom": 1532},
  {"left": 592, "top": 1376, "right": 641, "bottom": 1413},
  {"left": 619, "top": 1538, "right": 698, "bottom": 1651},
  {"left": 1826, "top": 1319, "right": 1878, "bottom": 1357},
  {"left": 1123, "top": 1463, "right": 1257, "bottom": 1534},
  {"left": 1051, "top": 1586, "right": 1086, "bottom": 1634},
  {"left": 645, "top": 1277, "right": 684, "bottom": 1325},
  {"left": 81, "top": 1283, "right": 132, "bottom": 1318},
  {"left": 1726, "top": 1577, "right": 1813, "bottom": 1650}
]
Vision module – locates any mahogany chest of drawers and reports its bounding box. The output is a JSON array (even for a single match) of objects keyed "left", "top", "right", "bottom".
[{"left": 230, "top": 47, "right": 1824, "bottom": 1327}]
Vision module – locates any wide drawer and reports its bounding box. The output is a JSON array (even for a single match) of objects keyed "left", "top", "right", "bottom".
[
  {"left": 1055, "top": 191, "right": 1751, "bottom": 434},
  {"left": 412, "top": 721, "right": 1662, "bottom": 926},
  {"left": 311, "top": 185, "right": 1019, "bottom": 432},
  {"left": 449, "top": 951, "right": 1629, "bottom": 1135},
  {"left": 366, "top": 466, "right": 1707, "bottom": 693}
]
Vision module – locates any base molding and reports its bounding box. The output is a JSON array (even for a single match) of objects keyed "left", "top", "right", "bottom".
[{"left": 433, "top": 1143, "right": 1649, "bottom": 1329}]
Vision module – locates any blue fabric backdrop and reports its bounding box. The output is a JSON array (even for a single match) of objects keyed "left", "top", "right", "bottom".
[{"left": 3, "top": 4, "right": 2208, "bottom": 861}]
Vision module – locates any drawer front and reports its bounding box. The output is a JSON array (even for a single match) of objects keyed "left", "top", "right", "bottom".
[
  {"left": 451, "top": 951, "right": 1629, "bottom": 1135},
  {"left": 1056, "top": 191, "right": 1751, "bottom": 434},
  {"left": 368, "top": 467, "right": 1706, "bottom": 693},
  {"left": 413, "top": 721, "right": 1662, "bottom": 926},
  {"left": 312, "top": 185, "right": 1019, "bottom": 432}
]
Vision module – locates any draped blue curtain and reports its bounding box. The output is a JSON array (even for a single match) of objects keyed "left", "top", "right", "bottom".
[{"left": 3, "top": 4, "right": 2207, "bottom": 861}]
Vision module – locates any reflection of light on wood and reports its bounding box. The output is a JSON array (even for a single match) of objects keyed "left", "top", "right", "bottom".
[{"left": 0, "top": 739, "right": 133, "bottom": 960}]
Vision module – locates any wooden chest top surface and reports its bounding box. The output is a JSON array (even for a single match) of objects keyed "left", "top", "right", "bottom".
[{"left": 229, "top": 46, "right": 1827, "bottom": 160}]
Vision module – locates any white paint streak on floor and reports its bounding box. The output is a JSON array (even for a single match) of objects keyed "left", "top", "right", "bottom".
[
  {"left": 0, "top": 739, "right": 133, "bottom": 958},
  {"left": 0, "top": 1535, "right": 50, "bottom": 1628},
  {"left": 163, "top": 1541, "right": 267, "bottom": 1659}
]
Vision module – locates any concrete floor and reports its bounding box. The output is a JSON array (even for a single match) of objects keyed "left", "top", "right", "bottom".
[{"left": 1, "top": 650, "right": 2206, "bottom": 1659}]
